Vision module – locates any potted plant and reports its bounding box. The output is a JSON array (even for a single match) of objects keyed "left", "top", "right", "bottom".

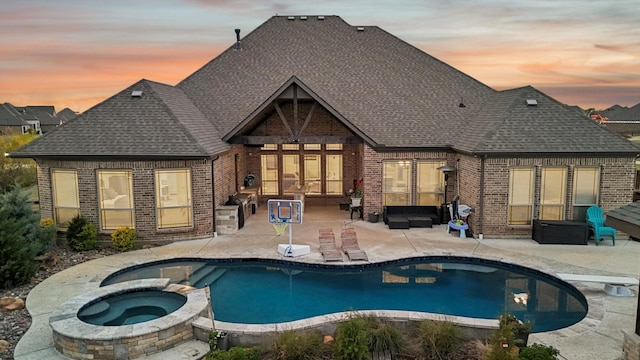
[{"left": 350, "top": 177, "right": 364, "bottom": 206}]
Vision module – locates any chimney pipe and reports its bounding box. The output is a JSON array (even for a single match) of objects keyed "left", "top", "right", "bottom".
[{"left": 234, "top": 29, "right": 241, "bottom": 50}]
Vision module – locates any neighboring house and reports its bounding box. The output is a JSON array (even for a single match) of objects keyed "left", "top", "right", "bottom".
[
  {"left": 11, "top": 16, "right": 640, "bottom": 242},
  {"left": 0, "top": 102, "right": 75, "bottom": 134},
  {"left": 592, "top": 103, "right": 640, "bottom": 139}
]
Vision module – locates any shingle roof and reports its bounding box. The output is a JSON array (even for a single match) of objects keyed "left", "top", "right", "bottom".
[
  {"left": 0, "top": 103, "right": 26, "bottom": 126},
  {"left": 11, "top": 80, "right": 229, "bottom": 158},
  {"left": 178, "top": 16, "right": 496, "bottom": 149},
  {"left": 12, "top": 15, "right": 640, "bottom": 158},
  {"left": 456, "top": 87, "right": 640, "bottom": 154},
  {"left": 599, "top": 103, "right": 640, "bottom": 121}
]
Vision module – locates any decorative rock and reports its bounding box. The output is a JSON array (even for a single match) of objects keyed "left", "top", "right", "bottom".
[
  {"left": 0, "top": 339, "right": 9, "bottom": 352},
  {"left": 323, "top": 335, "right": 334, "bottom": 344},
  {"left": 1, "top": 297, "right": 25, "bottom": 311}
]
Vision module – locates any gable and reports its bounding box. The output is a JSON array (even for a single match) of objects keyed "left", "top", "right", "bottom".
[{"left": 225, "top": 77, "right": 370, "bottom": 145}]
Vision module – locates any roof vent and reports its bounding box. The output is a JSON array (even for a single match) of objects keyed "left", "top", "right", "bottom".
[
  {"left": 318, "top": 16, "right": 325, "bottom": 20},
  {"left": 357, "top": 27, "right": 365, "bottom": 32},
  {"left": 287, "top": 16, "right": 295, "bottom": 20},
  {"left": 526, "top": 99, "right": 538, "bottom": 106},
  {"left": 131, "top": 91, "right": 143, "bottom": 98},
  {"left": 300, "top": 16, "right": 307, "bottom": 20},
  {"left": 234, "top": 29, "right": 242, "bottom": 50}
]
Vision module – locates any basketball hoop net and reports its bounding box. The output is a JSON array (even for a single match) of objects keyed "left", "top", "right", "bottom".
[{"left": 272, "top": 222, "right": 289, "bottom": 236}]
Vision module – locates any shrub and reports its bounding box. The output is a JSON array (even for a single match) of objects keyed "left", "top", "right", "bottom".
[
  {"left": 39, "top": 217, "right": 57, "bottom": 250},
  {"left": 0, "top": 186, "right": 54, "bottom": 254},
  {"left": 519, "top": 343, "right": 560, "bottom": 360},
  {"left": 0, "top": 204, "right": 39, "bottom": 288},
  {"left": 0, "top": 132, "right": 38, "bottom": 194},
  {"left": 206, "top": 347, "right": 261, "bottom": 360},
  {"left": 66, "top": 214, "right": 97, "bottom": 251},
  {"left": 420, "top": 320, "right": 461, "bottom": 360},
  {"left": 483, "top": 317, "right": 520, "bottom": 360},
  {"left": 363, "top": 316, "right": 405, "bottom": 359},
  {"left": 334, "top": 315, "right": 369, "bottom": 360},
  {"left": 271, "top": 330, "right": 326, "bottom": 360},
  {"left": 111, "top": 226, "right": 137, "bottom": 251}
]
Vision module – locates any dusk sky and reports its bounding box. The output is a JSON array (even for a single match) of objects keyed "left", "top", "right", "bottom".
[{"left": 1, "top": 0, "right": 638, "bottom": 113}]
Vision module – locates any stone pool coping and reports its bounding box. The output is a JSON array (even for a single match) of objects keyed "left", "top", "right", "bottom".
[{"left": 49, "top": 278, "right": 212, "bottom": 360}]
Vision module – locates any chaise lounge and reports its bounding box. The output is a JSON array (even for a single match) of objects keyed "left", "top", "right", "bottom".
[
  {"left": 340, "top": 228, "right": 368, "bottom": 261},
  {"left": 318, "top": 229, "right": 343, "bottom": 262}
]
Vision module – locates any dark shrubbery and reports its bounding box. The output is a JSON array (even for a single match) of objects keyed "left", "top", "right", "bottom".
[
  {"left": 206, "top": 347, "right": 261, "bottom": 360},
  {"left": 0, "top": 186, "right": 54, "bottom": 288},
  {"left": 0, "top": 204, "right": 39, "bottom": 288},
  {"left": 519, "top": 343, "right": 560, "bottom": 360},
  {"left": 66, "top": 214, "right": 97, "bottom": 251}
]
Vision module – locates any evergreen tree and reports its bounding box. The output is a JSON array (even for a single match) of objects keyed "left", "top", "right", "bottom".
[{"left": 0, "top": 205, "right": 39, "bottom": 288}]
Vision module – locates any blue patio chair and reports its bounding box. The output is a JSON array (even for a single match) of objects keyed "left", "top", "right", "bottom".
[{"left": 586, "top": 206, "right": 616, "bottom": 246}]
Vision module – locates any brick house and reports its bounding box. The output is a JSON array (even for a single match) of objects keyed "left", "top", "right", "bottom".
[{"left": 11, "top": 16, "right": 639, "bottom": 242}]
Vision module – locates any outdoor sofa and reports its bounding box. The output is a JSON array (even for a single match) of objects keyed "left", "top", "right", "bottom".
[{"left": 383, "top": 206, "right": 441, "bottom": 229}]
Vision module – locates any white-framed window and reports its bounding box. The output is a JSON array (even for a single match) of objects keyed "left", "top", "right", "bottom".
[
  {"left": 97, "top": 170, "right": 134, "bottom": 230},
  {"left": 572, "top": 167, "right": 600, "bottom": 221},
  {"left": 261, "top": 153, "right": 279, "bottom": 195},
  {"left": 508, "top": 167, "right": 534, "bottom": 225},
  {"left": 282, "top": 154, "right": 300, "bottom": 194},
  {"left": 326, "top": 154, "right": 343, "bottom": 195},
  {"left": 382, "top": 160, "right": 411, "bottom": 205},
  {"left": 540, "top": 167, "right": 567, "bottom": 220},
  {"left": 155, "top": 169, "right": 193, "bottom": 229},
  {"left": 304, "top": 154, "right": 321, "bottom": 194},
  {"left": 417, "top": 160, "right": 445, "bottom": 206},
  {"left": 51, "top": 169, "right": 79, "bottom": 227},
  {"left": 260, "top": 144, "right": 344, "bottom": 196}
]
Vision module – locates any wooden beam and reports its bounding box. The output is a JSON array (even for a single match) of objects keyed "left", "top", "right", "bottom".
[
  {"left": 229, "top": 135, "right": 362, "bottom": 144},
  {"left": 299, "top": 102, "right": 317, "bottom": 135},
  {"left": 274, "top": 102, "right": 295, "bottom": 138},
  {"left": 293, "top": 84, "right": 299, "bottom": 136}
]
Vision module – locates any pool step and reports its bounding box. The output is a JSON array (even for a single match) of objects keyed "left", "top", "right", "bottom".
[{"left": 189, "top": 268, "right": 227, "bottom": 287}]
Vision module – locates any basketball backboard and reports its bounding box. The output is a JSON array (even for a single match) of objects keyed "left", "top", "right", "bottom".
[{"left": 268, "top": 199, "right": 303, "bottom": 224}]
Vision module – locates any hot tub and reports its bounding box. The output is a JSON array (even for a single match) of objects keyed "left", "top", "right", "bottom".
[{"left": 49, "top": 278, "right": 212, "bottom": 360}]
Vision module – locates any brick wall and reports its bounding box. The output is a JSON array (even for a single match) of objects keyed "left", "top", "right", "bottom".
[
  {"left": 362, "top": 146, "right": 453, "bottom": 215},
  {"left": 477, "top": 156, "right": 636, "bottom": 238},
  {"left": 36, "top": 158, "right": 215, "bottom": 243}
]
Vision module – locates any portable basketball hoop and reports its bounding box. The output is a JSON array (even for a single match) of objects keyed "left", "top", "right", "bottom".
[{"left": 267, "top": 199, "right": 310, "bottom": 257}]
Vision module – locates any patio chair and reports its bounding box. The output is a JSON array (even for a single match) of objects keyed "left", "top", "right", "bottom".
[
  {"left": 340, "top": 228, "right": 368, "bottom": 261},
  {"left": 318, "top": 229, "right": 342, "bottom": 262},
  {"left": 586, "top": 206, "right": 616, "bottom": 246}
]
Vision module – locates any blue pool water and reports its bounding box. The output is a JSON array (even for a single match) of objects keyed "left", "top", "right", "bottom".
[
  {"left": 78, "top": 290, "right": 187, "bottom": 326},
  {"left": 102, "top": 257, "right": 588, "bottom": 332}
]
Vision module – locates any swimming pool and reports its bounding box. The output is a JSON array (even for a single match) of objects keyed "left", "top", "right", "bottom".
[{"left": 102, "top": 256, "right": 588, "bottom": 332}]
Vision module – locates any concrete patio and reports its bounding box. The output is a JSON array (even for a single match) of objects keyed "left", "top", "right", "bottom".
[{"left": 14, "top": 205, "right": 640, "bottom": 360}]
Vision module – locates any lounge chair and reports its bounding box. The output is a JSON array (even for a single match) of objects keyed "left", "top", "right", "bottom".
[
  {"left": 340, "top": 228, "right": 368, "bottom": 261},
  {"left": 586, "top": 206, "right": 616, "bottom": 246},
  {"left": 318, "top": 229, "right": 342, "bottom": 262}
]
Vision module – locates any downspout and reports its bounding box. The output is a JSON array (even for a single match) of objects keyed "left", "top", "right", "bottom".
[
  {"left": 478, "top": 155, "right": 486, "bottom": 236},
  {"left": 212, "top": 157, "right": 217, "bottom": 237}
]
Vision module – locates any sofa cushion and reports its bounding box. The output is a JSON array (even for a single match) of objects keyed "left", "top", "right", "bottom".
[
  {"left": 408, "top": 217, "right": 432, "bottom": 228},
  {"left": 387, "top": 216, "right": 410, "bottom": 229}
]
